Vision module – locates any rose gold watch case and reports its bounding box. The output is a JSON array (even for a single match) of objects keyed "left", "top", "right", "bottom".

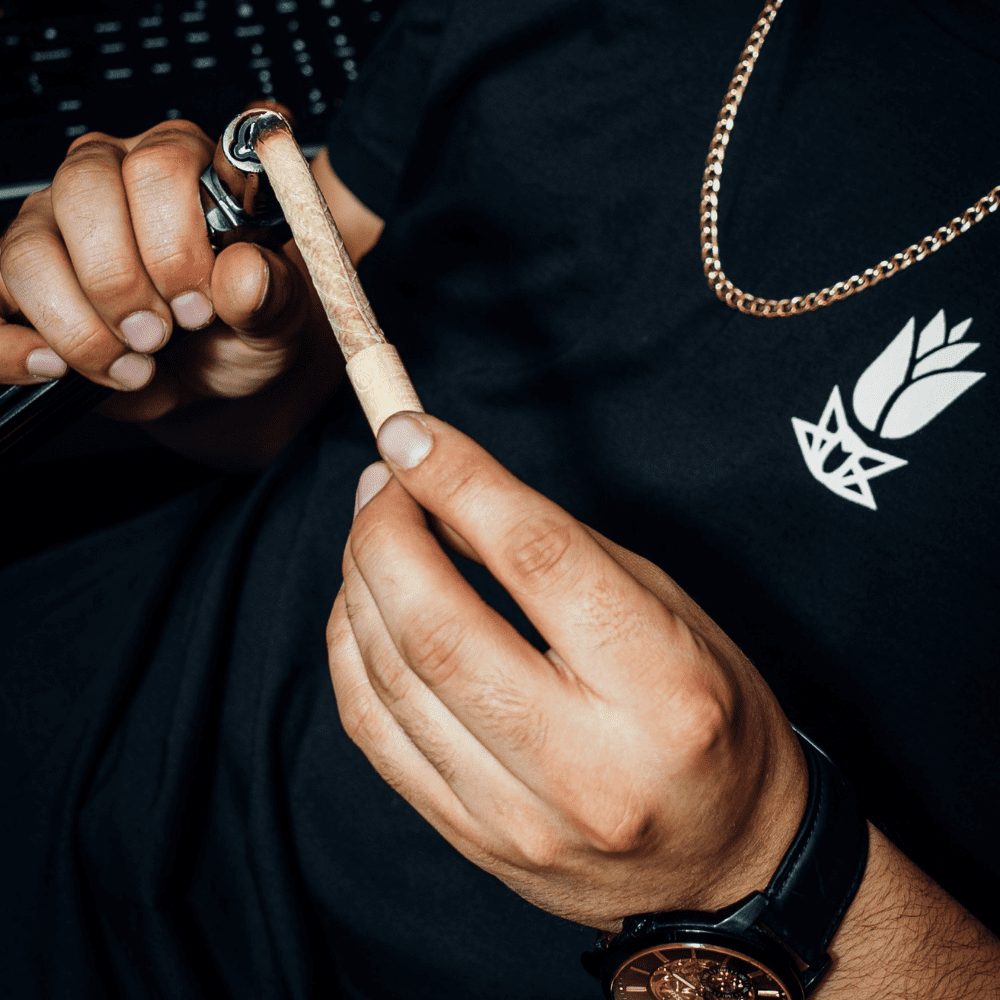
[{"left": 610, "top": 941, "right": 801, "bottom": 1000}]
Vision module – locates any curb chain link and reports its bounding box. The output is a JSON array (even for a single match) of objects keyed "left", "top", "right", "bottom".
[{"left": 700, "top": 0, "right": 1000, "bottom": 317}]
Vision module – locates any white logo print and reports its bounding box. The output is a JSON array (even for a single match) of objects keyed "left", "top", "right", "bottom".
[{"left": 792, "top": 310, "right": 985, "bottom": 510}]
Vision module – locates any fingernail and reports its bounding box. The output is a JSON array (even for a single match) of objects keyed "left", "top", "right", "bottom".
[
  {"left": 354, "top": 462, "right": 391, "bottom": 517},
  {"left": 170, "top": 290, "right": 214, "bottom": 330},
  {"left": 108, "top": 352, "right": 155, "bottom": 391},
  {"left": 377, "top": 412, "right": 432, "bottom": 469},
  {"left": 26, "top": 347, "right": 68, "bottom": 380},
  {"left": 120, "top": 310, "right": 168, "bottom": 352}
]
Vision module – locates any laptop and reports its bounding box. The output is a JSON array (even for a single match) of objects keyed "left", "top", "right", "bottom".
[{"left": 0, "top": 0, "right": 400, "bottom": 225}]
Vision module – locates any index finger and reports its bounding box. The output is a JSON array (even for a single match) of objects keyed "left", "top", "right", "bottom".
[
  {"left": 120, "top": 121, "right": 216, "bottom": 330},
  {"left": 374, "top": 413, "right": 688, "bottom": 688}
]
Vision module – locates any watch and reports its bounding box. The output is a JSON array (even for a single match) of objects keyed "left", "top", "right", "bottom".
[{"left": 582, "top": 730, "right": 869, "bottom": 1000}]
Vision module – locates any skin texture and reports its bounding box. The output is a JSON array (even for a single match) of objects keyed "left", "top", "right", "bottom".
[
  {"left": 3, "top": 125, "right": 996, "bottom": 992},
  {"left": 329, "top": 412, "right": 1000, "bottom": 996},
  {"left": 0, "top": 129, "right": 381, "bottom": 467}
]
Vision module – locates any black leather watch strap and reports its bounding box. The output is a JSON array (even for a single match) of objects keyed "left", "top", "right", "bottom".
[{"left": 757, "top": 729, "right": 869, "bottom": 990}]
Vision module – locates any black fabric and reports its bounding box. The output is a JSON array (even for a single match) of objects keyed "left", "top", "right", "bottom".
[{"left": 2, "top": 1, "right": 999, "bottom": 996}]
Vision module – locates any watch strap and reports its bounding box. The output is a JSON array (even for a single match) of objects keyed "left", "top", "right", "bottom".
[{"left": 758, "top": 728, "right": 869, "bottom": 989}]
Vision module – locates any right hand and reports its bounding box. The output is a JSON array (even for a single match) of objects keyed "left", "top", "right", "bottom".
[{"left": 0, "top": 118, "right": 317, "bottom": 423}]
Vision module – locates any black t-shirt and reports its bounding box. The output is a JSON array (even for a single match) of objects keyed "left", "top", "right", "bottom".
[{"left": 2, "top": 1, "right": 998, "bottom": 996}]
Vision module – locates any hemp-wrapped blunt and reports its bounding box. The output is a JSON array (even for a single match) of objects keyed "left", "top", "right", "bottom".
[{"left": 230, "top": 107, "right": 423, "bottom": 434}]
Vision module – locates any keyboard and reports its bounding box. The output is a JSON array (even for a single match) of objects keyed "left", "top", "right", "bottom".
[{"left": 0, "top": 0, "right": 400, "bottom": 224}]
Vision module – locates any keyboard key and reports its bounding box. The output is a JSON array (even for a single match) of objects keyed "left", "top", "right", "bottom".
[{"left": 31, "top": 48, "right": 73, "bottom": 62}]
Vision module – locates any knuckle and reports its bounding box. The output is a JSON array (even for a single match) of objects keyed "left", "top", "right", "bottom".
[
  {"left": 336, "top": 683, "right": 383, "bottom": 749},
  {"left": 325, "top": 597, "right": 351, "bottom": 657},
  {"left": 146, "top": 120, "right": 212, "bottom": 145},
  {"left": 65, "top": 132, "right": 117, "bottom": 156},
  {"left": 54, "top": 141, "right": 120, "bottom": 191},
  {"left": 401, "top": 610, "right": 467, "bottom": 688},
  {"left": 580, "top": 797, "right": 656, "bottom": 855},
  {"left": 325, "top": 625, "right": 341, "bottom": 663},
  {"left": 434, "top": 461, "right": 488, "bottom": 515},
  {"left": 81, "top": 256, "right": 145, "bottom": 300},
  {"left": 140, "top": 244, "right": 201, "bottom": 278},
  {"left": 669, "top": 682, "right": 734, "bottom": 763},
  {"left": 0, "top": 227, "right": 58, "bottom": 286},
  {"left": 510, "top": 826, "right": 563, "bottom": 873},
  {"left": 20, "top": 188, "right": 51, "bottom": 215},
  {"left": 121, "top": 136, "right": 201, "bottom": 191},
  {"left": 464, "top": 679, "right": 548, "bottom": 753},
  {"left": 504, "top": 514, "right": 580, "bottom": 594},
  {"left": 348, "top": 517, "right": 393, "bottom": 572},
  {"left": 368, "top": 648, "right": 412, "bottom": 713},
  {"left": 58, "top": 319, "right": 115, "bottom": 369},
  {"left": 407, "top": 716, "right": 458, "bottom": 785}
]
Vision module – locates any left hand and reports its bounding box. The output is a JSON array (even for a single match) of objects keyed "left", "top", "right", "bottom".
[{"left": 327, "top": 412, "right": 807, "bottom": 931}]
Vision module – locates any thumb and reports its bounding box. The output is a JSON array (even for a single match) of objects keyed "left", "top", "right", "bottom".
[{"left": 211, "top": 240, "right": 313, "bottom": 347}]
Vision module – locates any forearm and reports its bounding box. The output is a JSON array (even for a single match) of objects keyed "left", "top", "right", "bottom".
[{"left": 816, "top": 825, "right": 999, "bottom": 999}]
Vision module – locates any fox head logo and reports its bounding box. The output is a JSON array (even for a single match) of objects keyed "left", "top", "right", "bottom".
[{"left": 792, "top": 310, "right": 985, "bottom": 510}]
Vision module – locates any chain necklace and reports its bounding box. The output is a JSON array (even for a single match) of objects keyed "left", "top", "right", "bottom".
[{"left": 700, "top": 0, "right": 1000, "bottom": 318}]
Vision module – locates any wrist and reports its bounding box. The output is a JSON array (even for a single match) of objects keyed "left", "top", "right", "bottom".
[
  {"left": 586, "top": 729, "right": 868, "bottom": 999},
  {"left": 693, "top": 726, "right": 808, "bottom": 914}
]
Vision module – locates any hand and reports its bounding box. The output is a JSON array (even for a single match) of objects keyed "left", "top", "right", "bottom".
[
  {"left": 327, "top": 412, "right": 808, "bottom": 931},
  {"left": 0, "top": 119, "right": 319, "bottom": 423}
]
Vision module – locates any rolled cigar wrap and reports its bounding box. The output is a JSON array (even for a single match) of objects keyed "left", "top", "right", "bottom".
[{"left": 243, "top": 108, "right": 423, "bottom": 435}]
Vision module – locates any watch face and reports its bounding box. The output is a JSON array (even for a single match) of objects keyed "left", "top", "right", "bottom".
[{"left": 610, "top": 944, "right": 796, "bottom": 1000}]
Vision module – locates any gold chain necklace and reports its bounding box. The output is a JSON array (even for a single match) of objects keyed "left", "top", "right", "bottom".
[{"left": 700, "top": 0, "right": 1000, "bottom": 318}]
